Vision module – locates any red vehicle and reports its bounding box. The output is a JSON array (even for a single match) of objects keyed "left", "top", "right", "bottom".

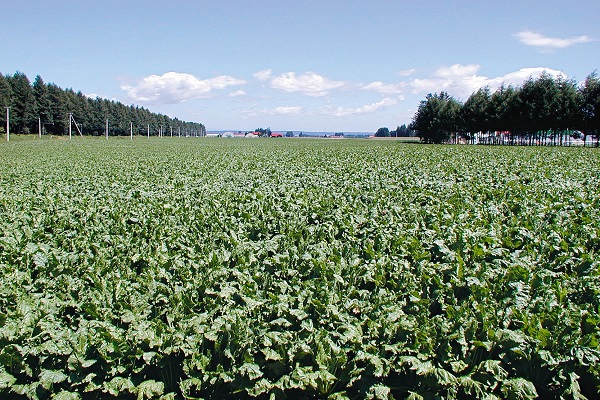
[{"left": 270, "top": 132, "right": 283, "bottom": 137}]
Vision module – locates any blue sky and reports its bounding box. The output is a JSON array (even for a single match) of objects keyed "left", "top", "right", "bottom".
[{"left": 2, "top": 0, "right": 599, "bottom": 132}]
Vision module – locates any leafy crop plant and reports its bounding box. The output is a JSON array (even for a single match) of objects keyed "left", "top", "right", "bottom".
[{"left": 0, "top": 138, "right": 598, "bottom": 399}]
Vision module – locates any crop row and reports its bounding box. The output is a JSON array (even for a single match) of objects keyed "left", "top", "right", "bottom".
[{"left": 0, "top": 139, "right": 599, "bottom": 399}]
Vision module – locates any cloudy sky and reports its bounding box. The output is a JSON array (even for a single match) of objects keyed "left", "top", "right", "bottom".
[{"left": 2, "top": 0, "right": 599, "bottom": 132}]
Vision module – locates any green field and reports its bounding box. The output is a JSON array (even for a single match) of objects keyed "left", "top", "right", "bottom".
[{"left": 0, "top": 138, "right": 599, "bottom": 399}]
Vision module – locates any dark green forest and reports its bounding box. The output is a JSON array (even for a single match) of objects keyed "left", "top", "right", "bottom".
[
  {"left": 410, "top": 72, "right": 600, "bottom": 145},
  {"left": 0, "top": 71, "right": 205, "bottom": 137}
]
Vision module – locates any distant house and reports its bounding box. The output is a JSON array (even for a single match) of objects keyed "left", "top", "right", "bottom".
[{"left": 271, "top": 132, "right": 283, "bottom": 138}]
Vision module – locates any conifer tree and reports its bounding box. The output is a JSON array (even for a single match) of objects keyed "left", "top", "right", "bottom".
[{"left": 8, "top": 71, "right": 36, "bottom": 133}]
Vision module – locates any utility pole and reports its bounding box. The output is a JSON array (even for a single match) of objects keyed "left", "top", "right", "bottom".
[
  {"left": 130, "top": 122, "right": 133, "bottom": 140},
  {"left": 68, "top": 114, "right": 83, "bottom": 138},
  {"left": 5, "top": 107, "right": 9, "bottom": 142},
  {"left": 38, "top": 117, "right": 42, "bottom": 138},
  {"left": 105, "top": 118, "right": 109, "bottom": 140},
  {"left": 147, "top": 124, "right": 150, "bottom": 138},
  {"left": 170, "top": 126, "right": 173, "bottom": 137}
]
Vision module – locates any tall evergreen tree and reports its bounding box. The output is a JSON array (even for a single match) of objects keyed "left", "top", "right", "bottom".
[
  {"left": 33, "top": 75, "right": 52, "bottom": 129},
  {"left": 488, "top": 85, "right": 521, "bottom": 143},
  {"left": 461, "top": 87, "right": 492, "bottom": 143},
  {"left": 75, "top": 91, "right": 92, "bottom": 134},
  {"left": 411, "top": 70, "right": 600, "bottom": 146},
  {"left": 0, "top": 74, "right": 12, "bottom": 133},
  {"left": 8, "top": 71, "right": 36, "bottom": 133},
  {"left": 580, "top": 72, "right": 600, "bottom": 146},
  {"left": 0, "top": 73, "right": 12, "bottom": 108},
  {"left": 410, "top": 92, "right": 461, "bottom": 143},
  {"left": 554, "top": 76, "right": 581, "bottom": 145},
  {"left": 393, "top": 124, "right": 414, "bottom": 137},
  {"left": 47, "top": 83, "right": 68, "bottom": 135},
  {"left": 0, "top": 70, "right": 206, "bottom": 137}
]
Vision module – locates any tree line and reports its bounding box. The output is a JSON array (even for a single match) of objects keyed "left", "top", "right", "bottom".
[
  {"left": 410, "top": 72, "right": 600, "bottom": 146},
  {"left": 374, "top": 124, "right": 416, "bottom": 137},
  {"left": 0, "top": 71, "right": 205, "bottom": 137}
]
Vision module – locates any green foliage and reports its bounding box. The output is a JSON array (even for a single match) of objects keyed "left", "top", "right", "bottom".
[
  {"left": 410, "top": 92, "right": 462, "bottom": 143},
  {"left": 414, "top": 71, "right": 600, "bottom": 145},
  {"left": 0, "top": 73, "right": 12, "bottom": 108},
  {"left": 7, "top": 71, "right": 36, "bottom": 133},
  {"left": 393, "top": 124, "right": 415, "bottom": 137},
  {"left": 0, "top": 71, "right": 205, "bottom": 137},
  {"left": 460, "top": 86, "right": 492, "bottom": 140},
  {"left": 0, "top": 139, "right": 599, "bottom": 399},
  {"left": 255, "top": 127, "right": 272, "bottom": 137},
  {"left": 375, "top": 127, "right": 390, "bottom": 137},
  {"left": 581, "top": 72, "right": 600, "bottom": 140}
]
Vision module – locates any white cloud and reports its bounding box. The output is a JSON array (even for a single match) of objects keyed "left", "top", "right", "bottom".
[
  {"left": 121, "top": 72, "right": 246, "bottom": 104},
  {"left": 253, "top": 69, "right": 273, "bottom": 81},
  {"left": 410, "top": 64, "right": 487, "bottom": 98},
  {"left": 327, "top": 97, "right": 398, "bottom": 117},
  {"left": 361, "top": 81, "right": 406, "bottom": 95},
  {"left": 270, "top": 72, "right": 345, "bottom": 97},
  {"left": 85, "top": 93, "right": 120, "bottom": 102},
  {"left": 241, "top": 106, "right": 304, "bottom": 118},
  {"left": 409, "top": 64, "right": 565, "bottom": 99},
  {"left": 229, "top": 90, "right": 246, "bottom": 97},
  {"left": 273, "top": 106, "right": 303, "bottom": 115},
  {"left": 240, "top": 109, "right": 260, "bottom": 118},
  {"left": 515, "top": 30, "right": 594, "bottom": 51},
  {"left": 397, "top": 69, "right": 416, "bottom": 77},
  {"left": 434, "top": 64, "right": 480, "bottom": 79},
  {"left": 493, "top": 67, "right": 564, "bottom": 87}
]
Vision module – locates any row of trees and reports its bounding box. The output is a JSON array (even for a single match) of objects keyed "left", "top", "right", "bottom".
[
  {"left": 410, "top": 72, "right": 600, "bottom": 145},
  {"left": 0, "top": 71, "right": 205, "bottom": 137},
  {"left": 374, "top": 124, "right": 416, "bottom": 137}
]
